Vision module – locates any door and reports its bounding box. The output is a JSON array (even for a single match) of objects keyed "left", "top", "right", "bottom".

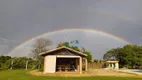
[{"left": 45, "top": 55, "right": 56, "bottom": 73}]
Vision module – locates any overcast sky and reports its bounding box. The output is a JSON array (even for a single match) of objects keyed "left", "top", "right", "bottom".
[{"left": 0, "top": 0, "right": 142, "bottom": 59}]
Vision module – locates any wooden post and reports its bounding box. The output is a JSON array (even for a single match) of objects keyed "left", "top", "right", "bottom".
[
  {"left": 11, "top": 60, "right": 13, "bottom": 70},
  {"left": 43, "top": 56, "right": 46, "bottom": 73},
  {"left": 79, "top": 57, "right": 82, "bottom": 74},
  {"left": 75, "top": 58, "right": 79, "bottom": 72},
  {"left": 25, "top": 60, "right": 29, "bottom": 70},
  {"left": 85, "top": 58, "right": 88, "bottom": 71}
]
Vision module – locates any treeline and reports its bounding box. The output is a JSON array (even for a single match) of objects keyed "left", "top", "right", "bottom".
[
  {"left": 0, "top": 56, "right": 38, "bottom": 70},
  {"left": 103, "top": 44, "right": 142, "bottom": 69}
]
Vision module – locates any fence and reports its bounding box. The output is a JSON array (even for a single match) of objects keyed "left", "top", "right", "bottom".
[{"left": 88, "top": 62, "right": 104, "bottom": 69}]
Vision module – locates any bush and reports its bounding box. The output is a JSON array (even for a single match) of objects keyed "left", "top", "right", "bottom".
[
  {"left": 39, "top": 64, "right": 44, "bottom": 72},
  {"left": 0, "top": 63, "right": 8, "bottom": 70}
]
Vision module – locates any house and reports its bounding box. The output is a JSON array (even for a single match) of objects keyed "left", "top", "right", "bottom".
[
  {"left": 105, "top": 60, "right": 119, "bottom": 69},
  {"left": 39, "top": 46, "right": 87, "bottom": 73}
]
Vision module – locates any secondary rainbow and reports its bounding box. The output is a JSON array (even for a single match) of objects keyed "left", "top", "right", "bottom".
[{"left": 7, "top": 28, "right": 131, "bottom": 55}]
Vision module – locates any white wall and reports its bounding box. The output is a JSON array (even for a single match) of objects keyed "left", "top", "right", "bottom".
[{"left": 44, "top": 55, "right": 57, "bottom": 73}]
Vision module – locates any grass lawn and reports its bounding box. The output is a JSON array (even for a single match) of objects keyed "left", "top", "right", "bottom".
[{"left": 0, "top": 70, "right": 141, "bottom": 80}]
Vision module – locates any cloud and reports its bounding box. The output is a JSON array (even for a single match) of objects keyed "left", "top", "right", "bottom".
[
  {"left": 0, "top": 37, "right": 17, "bottom": 43},
  {"left": 0, "top": 44, "right": 9, "bottom": 54},
  {"left": 0, "top": 0, "right": 142, "bottom": 58}
]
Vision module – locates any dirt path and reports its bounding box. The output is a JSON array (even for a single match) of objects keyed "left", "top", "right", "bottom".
[{"left": 28, "top": 69, "right": 142, "bottom": 78}]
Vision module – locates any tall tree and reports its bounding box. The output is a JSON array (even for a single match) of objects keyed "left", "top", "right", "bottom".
[
  {"left": 103, "top": 48, "right": 122, "bottom": 60},
  {"left": 31, "top": 38, "right": 52, "bottom": 69},
  {"left": 31, "top": 38, "right": 52, "bottom": 59}
]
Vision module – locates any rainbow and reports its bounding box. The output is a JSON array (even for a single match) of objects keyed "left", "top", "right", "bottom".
[{"left": 8, "top": 28, "right": 131, "bottom": 55}]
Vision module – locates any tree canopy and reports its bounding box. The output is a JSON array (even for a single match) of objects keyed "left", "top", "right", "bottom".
[{"left": 0, "top": 56, "right": 37, "bottom": 70}]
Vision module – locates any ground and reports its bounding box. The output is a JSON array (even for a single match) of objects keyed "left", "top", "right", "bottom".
[
  {"left": 29, "top": 69, "right": 142, "bottom": 77},
  {"left": 0, "top": 70, "right": 142, "bottom": 80}
]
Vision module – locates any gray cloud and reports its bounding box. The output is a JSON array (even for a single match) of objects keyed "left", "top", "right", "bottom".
[{"left": 0, "top": 0, "right": 142, "bottom": 59}]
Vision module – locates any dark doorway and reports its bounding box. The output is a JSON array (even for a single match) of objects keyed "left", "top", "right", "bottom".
[{"left": 56, "top": 58, "right": 78, "bottom": 72}]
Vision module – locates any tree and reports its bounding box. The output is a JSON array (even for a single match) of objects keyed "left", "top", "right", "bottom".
[
  {"left": 31, "top": 38, "right": 52, "bottom": 69},
  {"left": 70, "top": 46, "right": 80, "bottom": 52},
  {"left": 103, "top": 48, "right": 122, "bottom": 60},
  {"left": 57, "top": 41, "right": 80, "bottom": 51},
  {"left": 103, "top": 44, "right": 142, "bottom": 68},
  {"left": 0, "top": 56, "right": 38, "bottom": 70},
  {"left": 57, "top": 42, "right": 70, "bottom": 48},
  {"left": 82, "top": 50, "right": 93, "bottom": 62},
  {"left": 119, "top": 45, "right": 140, "bottom": 68},
  {"left": 0, "top": 56, "right": 11, "bottom": 70}
]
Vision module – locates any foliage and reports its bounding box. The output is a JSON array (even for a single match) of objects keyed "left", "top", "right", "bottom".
[
  {"left": 94, "top": 59, "right": 104, "bottom": 63},
  {"left": 103, "top": 44, "right": 142, "bottom": 68},
  {"left": 0, "top": 56, "right": 11, "bottom": 70},
  {"left": 57, "top": 42, "right": 70, "bottom": 48},
  {"left": 103, "top": 48, "right": 122, "bottom": 60},
  {"left": 0, "top": 56, "right": 37, "bottom": 70},
  {"left": 82, "top": 50, "right": 93, "bottom": 62}
]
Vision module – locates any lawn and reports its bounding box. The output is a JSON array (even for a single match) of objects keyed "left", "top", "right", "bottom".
[{"left": 0, "top": 70, "right": 141, "bottom": 80}]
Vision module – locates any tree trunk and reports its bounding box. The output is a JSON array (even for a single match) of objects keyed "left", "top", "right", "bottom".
[
  {"left": 11, "top": 60, "right": 13, "bottom": 70},
  {"left": 32, "top": 63, "right": 39, "bottom": 69},
  {"left": 25, "top": 60, "right": 29, "bottom": 70}
]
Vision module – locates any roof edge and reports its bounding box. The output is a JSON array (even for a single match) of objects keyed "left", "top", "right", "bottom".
[{"left": 39, "top": 46, "right": 87, "bottom": 57}]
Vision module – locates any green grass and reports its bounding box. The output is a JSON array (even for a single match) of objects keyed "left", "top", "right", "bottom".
[{"left": 0, "top": 70, "right": 141, "bottom": 80}]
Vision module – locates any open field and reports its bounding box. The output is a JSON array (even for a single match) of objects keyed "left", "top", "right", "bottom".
[{"left": 0, "top": 70, "right": 142, "bottom": 80}]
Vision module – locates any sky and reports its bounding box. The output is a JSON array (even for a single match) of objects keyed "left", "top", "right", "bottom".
[{"left": 0, "top": 0, "right": 142, "bottom": 59}]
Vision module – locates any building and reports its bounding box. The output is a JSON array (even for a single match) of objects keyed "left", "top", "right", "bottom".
[
  {"left": 39, "top": 46, "right": 87, "bottom": 73},
  {"left": 105, "top": 60, "right": 119, "bottom": 69}
]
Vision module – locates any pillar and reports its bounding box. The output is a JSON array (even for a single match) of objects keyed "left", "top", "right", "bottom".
[
  {"left": 76, "top": 58, "right": 79, "bottom": 72},
  {"left": 43, "top": 56, "right": 47, "bottom": 73},
  {"left": 115, "top": 62, "right": 119, "bottom": 69},
  {"left": 108, "top": 63, "right": 111, "bottom": 68},
  {"left": 111, "top": 63, "right": 114, "bottom": 69},
  {"left": 79, "top": 57, "right": 82, "bottom": 74},
  {"left": 85, "top": 58, "right": 88, "bottom": 71}
]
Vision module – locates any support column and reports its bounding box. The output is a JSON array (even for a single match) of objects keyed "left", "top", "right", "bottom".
[
  {"left": 76, "top": 58, "right": 79, "bottom": 72},
  {"left": 111, "top": 63, "right": 114, "bottom": 69},
  {"left": 115, "top": 62, "right": 119, "bottom": 69},
  {"left": 43, "top": 56, "right": 47, "bottom": 73},
  {"left": 85, "top": 58, "right": 88, "bottom": 71},
  {"left": 79, "top": 57, "right": 82, "bottom": 74},
  {"left": 108, "top": 63, "right": 111, "bottom": 68}
]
